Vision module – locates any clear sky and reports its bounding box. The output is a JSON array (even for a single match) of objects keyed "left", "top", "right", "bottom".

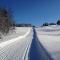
[{"left": 0, "top": 0, "right": 60, "bottom": 26}]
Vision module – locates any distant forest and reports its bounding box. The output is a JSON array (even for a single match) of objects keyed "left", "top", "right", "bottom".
[
  {"left": 15, "top": 24, "right": 32, "bottom": 27},
  {"left": 42, "top": 20, "right": 60, "bottom": 26}
]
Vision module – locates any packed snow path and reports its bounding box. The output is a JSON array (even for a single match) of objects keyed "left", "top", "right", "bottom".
[
  {"left": 28, "top": 28, "right": 54, "bottom": 60},
  {"left": 0, "top": 27, "right": 54, "bottom": 60}
]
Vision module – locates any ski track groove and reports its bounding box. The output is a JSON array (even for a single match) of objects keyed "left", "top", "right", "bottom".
[{"left": 0, "top": 28, "right": 33, "bottom": 60}]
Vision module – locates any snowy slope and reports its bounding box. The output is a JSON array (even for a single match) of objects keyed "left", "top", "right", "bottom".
[{"left": 36, "top": 25, "right": 60, "bottom": 60}]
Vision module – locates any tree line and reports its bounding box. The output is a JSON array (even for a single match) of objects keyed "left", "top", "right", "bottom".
[
  {"left": 0, "top": 7, "right": 60, "bottom": 35},
  {"left": 42, "top": 20, "right": 60, "bottom": 26}
]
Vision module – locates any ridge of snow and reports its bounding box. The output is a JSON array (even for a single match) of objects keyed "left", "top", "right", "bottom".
[{"left": 0, "top": 28, "right": 31, "bottom": 48}]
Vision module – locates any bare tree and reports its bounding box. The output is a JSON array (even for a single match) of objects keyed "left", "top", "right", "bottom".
[{"left": 0, "top": 8, "right": 15, "bottom": 34}]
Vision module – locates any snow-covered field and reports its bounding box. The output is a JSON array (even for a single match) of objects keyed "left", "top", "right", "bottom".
[
  {"left": 36, "top": 25, "right": 60, "bottom": 60},
  {"left": 0, "top": 26, "right": 60, "bottom": 60}
]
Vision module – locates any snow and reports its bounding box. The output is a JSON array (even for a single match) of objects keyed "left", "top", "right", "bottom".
[
  {"left": 0, "top": 27, "right": 31, "bottom": 48},
  {"left": 28, "top": 28, "right": 53, "bottom": 60},
  {"left": 0, "top": 25, "right": 60, "bottom": 60},
  {"left": 0, "top": 27, "right": 30, "bottom": 43},
  {"left": 36, "top": 25, "right": 60, "bottom": 60},
  {"left": 0, "top": 27, "right": 33, "bottom": 60}
]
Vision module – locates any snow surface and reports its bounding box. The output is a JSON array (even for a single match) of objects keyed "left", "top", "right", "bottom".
[
  {"left": 0, "top": 25, "right": 60, "bottom": 60},
  {"left": 0, "top": 27, "right": 33, "bottom": 60},
  {"left": 36, "top": 25, "right": 60, "bottom": 60},
  {"left": 28, "top": 28, "right": 53, "bottom": 60},
  {"left": 0, "top": 27, "right": 29, "bottom": 43}
]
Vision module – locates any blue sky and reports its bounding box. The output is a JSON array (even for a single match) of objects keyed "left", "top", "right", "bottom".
[{"left": 0, "top": 0, "right": 60, "bottom": 26}]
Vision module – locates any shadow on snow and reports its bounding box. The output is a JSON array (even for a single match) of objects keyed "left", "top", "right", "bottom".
[{"left": 28, "top": 28, "right": 54, "bottom": 60}]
